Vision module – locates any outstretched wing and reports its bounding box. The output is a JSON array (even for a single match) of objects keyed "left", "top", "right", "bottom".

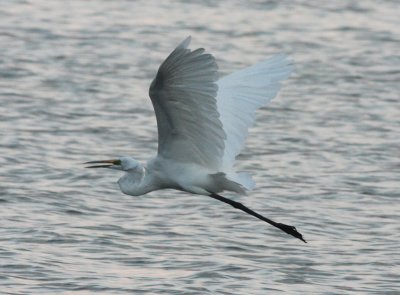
[
  {"left": 149, "top": 37, "right": 226, "bottom": 170},
  {"left": 217, "top": 54, "right": 292, "bottom": 170}
]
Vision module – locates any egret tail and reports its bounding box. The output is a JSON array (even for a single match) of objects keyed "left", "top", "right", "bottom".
[{"left": 209, "top": 193, "right": 306, "bottom": 243}]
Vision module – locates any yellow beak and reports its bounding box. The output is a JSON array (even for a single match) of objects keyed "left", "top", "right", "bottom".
[{"left": 84, "top": 159, "right": 121, "bottom": 168}]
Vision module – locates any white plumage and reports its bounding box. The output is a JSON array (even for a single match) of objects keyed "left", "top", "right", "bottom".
[
  {"left": 85, "top": 37, "right": 306, "bottom": 243},
  {"left": 149, "top": 37, "right": 225, "bottom": 171},
  {"left": 217, "top": 53, "right": 292, "bottom": 171},
  {"left": 147, "top": 36, "right": 292, "bottom": 194}
]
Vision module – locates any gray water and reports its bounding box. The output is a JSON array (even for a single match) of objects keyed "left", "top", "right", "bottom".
[{"left": 1, "top": 0, "right": 399, "bottom": 294}]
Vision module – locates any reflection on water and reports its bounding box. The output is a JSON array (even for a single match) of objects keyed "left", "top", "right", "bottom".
[{"left": 1, "top": 0, "right": 399, "bottom": 294}]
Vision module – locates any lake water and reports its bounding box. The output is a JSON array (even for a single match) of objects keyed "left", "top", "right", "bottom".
[{"left": 1, "top": 0, "right": 399, "bottom": 294}]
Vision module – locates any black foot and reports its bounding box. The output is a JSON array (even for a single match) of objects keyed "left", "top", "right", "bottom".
[{"left": 276, "top": 223, "right": 307, "bottom": 243}]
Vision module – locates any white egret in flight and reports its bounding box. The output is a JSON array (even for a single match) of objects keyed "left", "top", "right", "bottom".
[{"left": 85, "top": 37, "right": 306, "bottom": 243}]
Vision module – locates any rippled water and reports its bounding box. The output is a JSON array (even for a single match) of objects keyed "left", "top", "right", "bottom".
[{"left": 1, "top": 0, "right": 399, "bottom": 294}]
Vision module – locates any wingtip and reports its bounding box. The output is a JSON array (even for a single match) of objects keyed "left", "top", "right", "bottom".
[{"left": 178, "top": 36, "right": 192, "bottom": 49}]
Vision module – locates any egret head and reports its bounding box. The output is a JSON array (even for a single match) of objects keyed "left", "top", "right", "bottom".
[{"left": 84, "top": 156, "right": 140, "bottom": 171}]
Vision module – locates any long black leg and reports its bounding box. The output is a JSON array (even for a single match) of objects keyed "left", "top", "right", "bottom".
[{"left": 209, "top": 193, "right": 306, "bottom": 243}]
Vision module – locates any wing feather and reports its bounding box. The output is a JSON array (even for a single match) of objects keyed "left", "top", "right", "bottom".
[
  {"left": 149, "top": 37, "right": 225, "bottom": 170},
  {"left": 217, "top": 54, "right": 292, "bottom": 170}
]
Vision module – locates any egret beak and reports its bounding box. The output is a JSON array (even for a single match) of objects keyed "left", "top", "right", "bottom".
[{"left": 84, "top": 159, "right": 121, "bottom": 168}]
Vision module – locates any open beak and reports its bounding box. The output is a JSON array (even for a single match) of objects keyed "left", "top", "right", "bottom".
[{"left": 84, "top": 159, "right": 121, "bottom": 169}]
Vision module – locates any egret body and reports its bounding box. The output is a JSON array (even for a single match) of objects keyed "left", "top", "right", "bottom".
[{"left": 86, "top": 37, "right": 306, "bottom": 243}]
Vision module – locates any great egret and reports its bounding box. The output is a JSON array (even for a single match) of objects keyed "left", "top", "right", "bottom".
[{"left": 85, "top": 37, "right": 306, "bottom": 243}]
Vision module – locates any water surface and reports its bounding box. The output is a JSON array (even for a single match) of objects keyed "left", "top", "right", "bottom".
[{"left": 1, "top": 0, "right": 399, "bottom": 294}]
